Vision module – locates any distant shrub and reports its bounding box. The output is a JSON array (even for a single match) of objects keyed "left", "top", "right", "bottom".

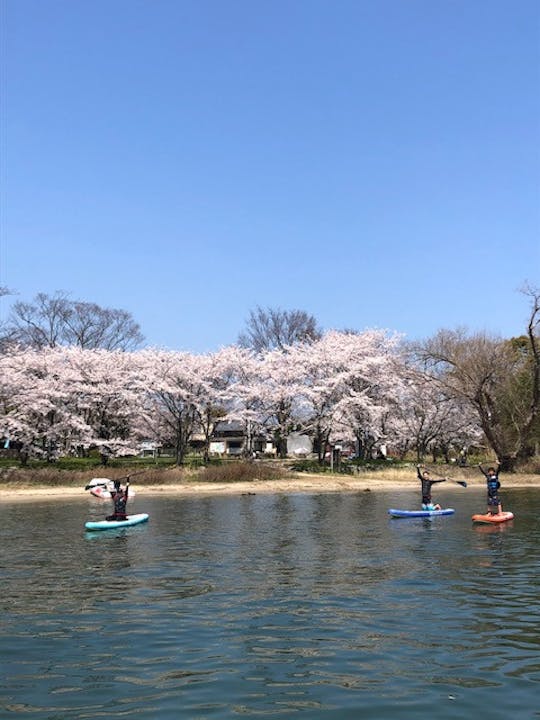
[
  {"left": 182, "top": 455, "right": 208, "bottom": 469},
  {"left": 289, "top": 459, "right": 329, "bottom": 473},
  {"left": 0, "top": 467, "right": 95, "bottom": 488},
  {"left": 289, "top": 459, "right": 356, "bottom": 474}
]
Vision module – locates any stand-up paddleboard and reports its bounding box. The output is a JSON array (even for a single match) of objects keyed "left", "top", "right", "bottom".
[
  {"left": 472, "top": 511, "right": 513, "bottom": 524},
  {"left": 85, "top": 513, "right": 149, "bottom": 531},
  {"left": 388, "top": 508, "right": 455, "bottom": 518}
]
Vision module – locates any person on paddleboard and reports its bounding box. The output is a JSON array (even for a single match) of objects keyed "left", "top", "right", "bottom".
[
  {"left": 416, "top": 465, "right": 448, "bottom": 510},
  {"left": 107, "top": 478, "right": 130, "bottom": 521},
  {"left": 478, "top": 462, "right": 502, "bottom": 515}
]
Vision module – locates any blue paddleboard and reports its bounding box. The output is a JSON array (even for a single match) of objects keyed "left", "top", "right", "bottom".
[
  {"left": 85, "top": 513, "right": 149, "bottom": 531},
  {"left": 388, "top": 508, "right": 455, "bottom": 518}
]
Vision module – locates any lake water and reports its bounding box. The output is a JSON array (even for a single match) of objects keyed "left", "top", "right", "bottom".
[{"left": 1, "top": 486, "right": 539, "bottom": 719}]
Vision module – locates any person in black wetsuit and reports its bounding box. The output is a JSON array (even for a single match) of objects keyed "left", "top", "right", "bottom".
[
  {"left": 416, "top": 465, "right": 448, "bottom": 510},
  {"left": 107, "top": 478, "right": 130, "bottom": 521},
  {"left": 478, "top": 463, "right": 502, "bottom": 515}
]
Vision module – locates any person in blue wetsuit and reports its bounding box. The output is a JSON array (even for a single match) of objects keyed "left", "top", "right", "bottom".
[
  {"left": 478, "top": 463, "right": 502, "bottom": 515},
  {"left": 416, "top": 465, "right": 448, "bottom": 510},
  {"left": 107, "top": 478, "right": 130, "bottom": 521}
]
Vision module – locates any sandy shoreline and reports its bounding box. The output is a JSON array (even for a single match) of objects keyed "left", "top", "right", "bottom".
[{"left": 1, "top": 472, "right": 538, "bottom": 502}]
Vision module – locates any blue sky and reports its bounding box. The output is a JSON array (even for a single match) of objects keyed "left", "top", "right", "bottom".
[{"left": 1, "top": 0, "right": 539, "bottom": 351}]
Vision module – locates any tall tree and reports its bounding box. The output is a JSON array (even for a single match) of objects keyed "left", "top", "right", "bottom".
[
  {"left": 0, "top": 346, "right": 141, "bottom": 464},
  {"left": 238, "top": 306, "right": 322, "bottom": 353},
  {"left": 8, "top": 291, "right": 144, "bottom": 350},
  {"left": 255, "top": 346, "right": 307, "bottom": 458},
  {"left": 135, "top": 350, "right": 202, "bottom": 465},
  {"left": 331, "top": 330, "right": 403, "bottom": 461},
  {"left": 387, "top": 370, "right": 481, "bottom": 463},
  {"left": 415, "top": 286, "right": 539, "bottom": 470}
]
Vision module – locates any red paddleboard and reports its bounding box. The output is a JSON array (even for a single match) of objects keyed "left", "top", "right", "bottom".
[{"left": 472, "top": 511, "right": 514, "bottom": 524}]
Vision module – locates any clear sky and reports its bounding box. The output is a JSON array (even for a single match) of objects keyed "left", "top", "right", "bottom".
[{"left": 1, "top": 0, "right": 539, "bottom": 352}]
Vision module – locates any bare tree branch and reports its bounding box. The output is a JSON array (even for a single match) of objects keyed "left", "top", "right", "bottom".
[
  {"left": 6, "top": 291, "right": 144, "bottom": 351},
  {"left": 238, "top": 306, "right": 322, "bottom": 353}
]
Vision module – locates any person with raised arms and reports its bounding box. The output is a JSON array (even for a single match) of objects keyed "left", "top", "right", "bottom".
[
  {"left": 478, "top": 462, "right": 502, "bottom": 515},
  {"left": 416, "top": 465, "right": 449, "bottom": 511},
  {"left": 107, "top": 478, "right": 130, "bottom": 521}
]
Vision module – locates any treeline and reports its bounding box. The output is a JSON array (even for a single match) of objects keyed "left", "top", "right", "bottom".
[
  {"left": 0, "top": 288, "right": 538, "bottom": 471},
  {"left": 0, "top": 290, "right": 143, "bottom": 351}
]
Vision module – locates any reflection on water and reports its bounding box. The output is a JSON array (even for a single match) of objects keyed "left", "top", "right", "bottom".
[{"left": 1, "top": 488, "right": 539, "bottom": 719}]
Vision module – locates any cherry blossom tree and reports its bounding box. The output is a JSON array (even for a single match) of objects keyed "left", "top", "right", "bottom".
[
  {"left": 189, "top": 346, "right": 252, "bottom": 462},
  {"left": 0, "top": 347, "right": 68, "bottom": 464},
  {"left": 386, "top": 370, "right": 481, "bottom": 462},
  {"left": 66, "top": 348, "right": 143, "bottom": 462},
  {"left": 330, "top": 330, "right": 404, "bottom": 460},
  {"left": 225, "top": 347, "right": 266, "bottom": 456},
  {"left": 254, "top": 345, "right": 308, "bottom": 457},
  {"left": 0, "top": 346, "right": 147, "bottom": 464},
  {"left": 134, "top": 349, "right": 211, "bottom": 465},
  {"left": 248, "top": 330, "right": 403, "bottom": 463},
  {"left": 293, "top": 334, "right": 349, "bottom": 462}
]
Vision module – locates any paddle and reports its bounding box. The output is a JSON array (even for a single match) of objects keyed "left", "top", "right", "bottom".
[
  {"left": 416, "top": 465, "right": 467, "bottom": 487},
  {"left": 84, "top": 481, "right": 109, "bottom": 490},
  {"left": 447, "top": 478, "right": 467, "bottom": 488}
]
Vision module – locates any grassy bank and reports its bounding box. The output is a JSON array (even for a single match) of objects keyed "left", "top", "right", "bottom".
[
  {"left": 1, "top": 458, "right": 538, "bottom": 491},
  {"left": 0, "top": 460, "right": 289, "bottom": 489}
]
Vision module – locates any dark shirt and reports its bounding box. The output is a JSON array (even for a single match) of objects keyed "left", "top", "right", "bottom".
[
  {"left": 111, "top": 485, "right": 129, "bottom": 517},
  {"left": 417, "top": 467, "right": 446, "bottom": 504}
]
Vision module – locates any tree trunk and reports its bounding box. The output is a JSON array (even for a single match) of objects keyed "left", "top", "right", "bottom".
[{"left": 275, "top": 433, "right": 288, "bottom": 459}]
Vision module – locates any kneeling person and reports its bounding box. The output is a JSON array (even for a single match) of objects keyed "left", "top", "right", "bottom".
[
  {"left": 417, "top": 465, "right": 448, "bottom": 511},
  {"left": 107, "top": 478, "right": 130, "bottom": 521}
]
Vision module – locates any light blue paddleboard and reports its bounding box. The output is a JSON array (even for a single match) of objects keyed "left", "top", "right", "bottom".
[
  {"left": 85, "top": 513, "right": 149, "bottom": 531},
  {"left": 388, "top": 508, "right": 455, "bottom": 518}
]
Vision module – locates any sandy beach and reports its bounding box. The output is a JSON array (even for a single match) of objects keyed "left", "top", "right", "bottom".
[{"left": 1, "top": 471, "right": 538, "bottom": 502}]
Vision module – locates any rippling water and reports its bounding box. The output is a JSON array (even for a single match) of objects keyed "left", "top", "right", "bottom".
[{"left": 1, "top": 486, "right": 539, "bottom": 719}]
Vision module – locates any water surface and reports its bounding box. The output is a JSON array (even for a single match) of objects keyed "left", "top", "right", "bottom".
[{"left": 1, "top": 486, "right": 539, "bottom": 719}]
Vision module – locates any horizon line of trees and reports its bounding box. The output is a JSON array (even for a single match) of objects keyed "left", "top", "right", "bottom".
[
  {"left": 0, "top": 286, "right": 538, "bottom": 471},
  {"left": 0, "top": 289, "right": 144, "bottom": 351}
]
